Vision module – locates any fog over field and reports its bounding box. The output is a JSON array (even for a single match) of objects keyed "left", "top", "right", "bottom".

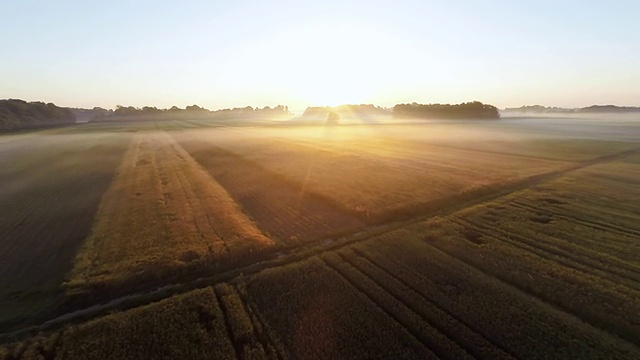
[
  {"left": 1, "top": 114, "right": 639, "bottom": 359},
  {"left": 2, "top": 0, "right": 640, "bottom": 358}
]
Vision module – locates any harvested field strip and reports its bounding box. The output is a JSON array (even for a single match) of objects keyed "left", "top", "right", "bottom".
[
  {"left": 244, "top": 258, "right": 432, "bottom": 359},
  {"left": 425, "top": 217, "right": 640, "bottom": 345},
  {"left": 66, "top": 131, "right": 272, "bottom": 294},
  {"left": 357, "top": 234, "right": 640, "bottom": 359},
  {"left": 337, "top": 248, "right": 515, "bottom": 360},
  {"left": 320, "top": 252, "right": 469, "bottom": 360},
  {"left": 175, "top": 137, "right": 366, "bottom": 244}
]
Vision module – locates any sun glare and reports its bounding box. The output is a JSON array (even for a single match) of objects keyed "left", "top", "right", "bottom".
[{"left": 228, "top": 21, "right": 416, "bottom": 107}]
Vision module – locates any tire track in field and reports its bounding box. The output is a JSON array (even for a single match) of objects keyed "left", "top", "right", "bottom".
[
  {"left": 213, "top": 282, "right": 283, "bottom": 360},
  {"left": 451, "top": 216, "right": 640, "bottom": 288},
  {"left": 234, "top": 284, "right": 286, "bottom": 360},
  {"left": 507, "top": 202, "right": 640, "bottom": 263},
  {"left": 211, "top": 286, "right": 244, "bottom": 360},
  {"left": 427, "top": 218, "right": 640, "bottom": 347},
  {"left": 4, "top": 145, "right": 640, "bottom": 341},
  {"left": 370, "top": 234, "right": 640, "bottom": 359},
  {"left": 510, "top": 200, "right": 640, "bottom": 239},
  {"left": 319, "top": 255, "right": 445, "bottom": 359},
  {"left": 338, "top": 248, "right": 516, "bottom": 360}
]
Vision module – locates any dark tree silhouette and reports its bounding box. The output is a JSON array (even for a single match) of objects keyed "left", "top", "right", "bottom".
[
  {"left": 0, "top": 99, "right": 76, "bottom": 130},
  {"left": 326, "top": 112, "right": 340, "bottom": 125},
  {"left": 393, "top": 101, "right": 500, "bottom": 119}
]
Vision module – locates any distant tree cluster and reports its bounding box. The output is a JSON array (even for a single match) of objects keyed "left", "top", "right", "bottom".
[
  {"left": 303, "top": 104, "right": 389, "bottom": 118},
  {"left": 393, "top": 101, "right": 500, "bottom": 119},
  {"left": 112, "top": 104, "right": 210, "bottom": 117},
  {"left": 578, "top": 105, "right": 640, "bottom": 113},
  {"left": 0, "top": 99, "right": 76, "bottom": 131},
  {"left": 68, "top": 107, "right": 113, "bottom": 122},
  {"left": 502, "top": 105, "right": 574, "bottom": 113},
  {"left": 502, "top": 104, "right": 640, "bottom": 114},
  {"left": 212, "top": 105, "right": 290, "bottom": 119},
  {"left": 105, "top": 104, "right": 291, "bottom": 121},
  {"left": 326, "top": 112, "right": 340, "bottom": 125}
]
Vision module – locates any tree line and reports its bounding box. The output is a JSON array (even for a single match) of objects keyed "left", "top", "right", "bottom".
[
  {"left": 302, "top": 102, "right": 500, "bottom": 123},
  {"left": 0, "top": 99, "right": 76, "bottom": 131},
  {"left": 111, "top": 104, "right": 290, "bottom": 120},
  {"left": 1, "top": 98, "right": 504, "bottom": 131},
  {"left": 392, "top": 101, "right": 500, "bottom": 119}
]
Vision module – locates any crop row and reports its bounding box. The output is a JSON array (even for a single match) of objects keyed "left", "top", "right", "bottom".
[
  {"left": 243, "top": 257, "right": 432, "bottom": 359},
  {"left": 347, "top": 229, "right": 639, "bottom": 359},
  {"left": 332, "top": 247, "right": 514, "bottom": 360}
]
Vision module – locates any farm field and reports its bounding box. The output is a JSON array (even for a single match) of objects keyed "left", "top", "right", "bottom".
[
  {"left": 0, "top": 117, "right": 639, "bottom": 359},
  {"left": 65, "top": 131, "right": 273, "bottom": 298},
  {"left": 0, "top": 132, "right": 131, "bottom": 329},
  {"left": 173, "top": 126, "right": 576, "bottom": 226}
]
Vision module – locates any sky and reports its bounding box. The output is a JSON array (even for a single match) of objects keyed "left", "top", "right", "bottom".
[{"left": 1, "top": 0, "right": 639, "bottom": 112}]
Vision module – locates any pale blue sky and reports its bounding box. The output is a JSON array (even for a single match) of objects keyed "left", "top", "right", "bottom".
[{"left": 2, "top": 0, "right": 639, "bottom": 112}]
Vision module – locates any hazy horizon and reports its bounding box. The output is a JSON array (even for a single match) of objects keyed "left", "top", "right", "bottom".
[{"left": 2, "top": 1, "right": 639, "bottom": 111}]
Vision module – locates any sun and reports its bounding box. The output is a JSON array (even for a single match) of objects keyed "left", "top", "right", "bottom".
[{"left": 237, "top": 21, "right": 402, "bottom": 107}]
